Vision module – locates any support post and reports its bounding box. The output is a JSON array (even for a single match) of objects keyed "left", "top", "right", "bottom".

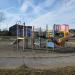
[
  {"left": 53, "top": 24, "right": 55, "bottom": 51},
  {"left": 17, "top": 24, "right": 19, "bottom": 51},
  {"left": 32, "top": 26, "right": 34, "bottom": 49},
  {"left": 39, "top": 27, "right": 41, "bottom": 48},
  {"left": 23, "top": 22, "right": 25, "bottom": 51},
  {"left": 46, "top": 25, "right": 48, "bottom": 49}
]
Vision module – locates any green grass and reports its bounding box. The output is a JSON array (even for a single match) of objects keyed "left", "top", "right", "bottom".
[{"left": 0, "top": 65, "right": 75, "bottom": 75}]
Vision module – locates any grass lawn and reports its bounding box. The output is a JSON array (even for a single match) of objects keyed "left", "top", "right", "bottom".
[{"left": 0, "top": 65, "right": 75, "bottom": 75}]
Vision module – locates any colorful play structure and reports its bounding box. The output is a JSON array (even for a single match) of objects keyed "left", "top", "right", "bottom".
[
  {"left": 47, "top": 24, "right": 69, "bottom": 48},
  {"left": 13, "top": 23, "right": 69, "bottom": 50}
]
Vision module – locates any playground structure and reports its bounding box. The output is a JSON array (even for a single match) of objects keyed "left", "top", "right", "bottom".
[
  {"left": 49, "top": 24, "right": 69, "bottom": 48},
  {"left": 13, "top": 23, "right": 69, "bottom": 50}
]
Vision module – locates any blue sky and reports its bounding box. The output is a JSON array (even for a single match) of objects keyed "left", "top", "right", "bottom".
[{"left": 0, "top": 0, "right": 75, "bottom": 29}]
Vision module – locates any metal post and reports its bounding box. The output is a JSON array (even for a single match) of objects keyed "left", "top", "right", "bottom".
[
  {"left": 26, "top": 25, "right": 28, "bottom": 48},
  {"left": 26, "top": 26, "right": 27, "bottom": 37},
  {"left": 46, "top": 25, "right": 48, "bottom": 49},
  {"left": 16, "top": 21, "right": 21, "bottom": 51},
  {"left": 23, "top": 22, "right": 25, "bottom": 51},
  {"left": 17, "top": 24, "right": 19, "bottom": 51},
  {"left": 53, "top": 24, "right": 55, "bottom": 51},
  {"left": 32, "top": 26, "right": 34, "bottom": 49},
  {"left": 39, "top": 27, "right": 41, "bottom": 48}
]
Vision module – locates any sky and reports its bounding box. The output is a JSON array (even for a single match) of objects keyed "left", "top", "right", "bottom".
[{"left": 0, "top": 0, "right": 75, "bottom": 29}]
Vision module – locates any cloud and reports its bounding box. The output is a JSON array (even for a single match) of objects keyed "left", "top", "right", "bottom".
[
  {"left": 29, "top": 11, "right": 56, "bottom": 28},
  {"left": 20, "top": 1, "right": 29, "bottom": 12},
  {"left": 57, "top": 0, "right": 75, "bottom": 14},
  {"left": 0, "top": 0, "right": 75, "bottom": 29},
  {"left": 42, "top": 0, "right": 55, "bottom": 7},
  {"left": 29, "top": 0, "right": 75, "bottom": 29},
  {"left": 20, "top": 0, "right": 34, "bottom": 13},
  {"left": 20, "top": 0, "right": 56, "bottom": 16},
  {"left": 17, "top": 0, "right": 24, "bottom": 5}
]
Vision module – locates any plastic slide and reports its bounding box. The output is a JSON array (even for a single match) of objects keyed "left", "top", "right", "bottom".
[
  {"left": 12, "top": 37, "right": 24, "bottom": 45},
  {"left": 51, "top": 37, "right": 66, "bottom": 46}
]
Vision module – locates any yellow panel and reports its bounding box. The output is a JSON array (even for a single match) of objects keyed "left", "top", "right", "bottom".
[{"left": 18, "top": 37, "right": 24, "bottom": 40}]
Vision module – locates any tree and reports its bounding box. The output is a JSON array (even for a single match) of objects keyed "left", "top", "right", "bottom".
[
  {"left": 69, "top": 29, "right": 75, "bottom": 33},
  {"left": 0, "top": 29, "right": 9, "bottom": 36}
]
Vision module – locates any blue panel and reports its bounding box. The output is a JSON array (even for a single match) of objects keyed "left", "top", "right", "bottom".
[
  {"left": 27, "top": 28, "right": 32, "bottom": 37},
  {"left": 47, "top": 42, "right": 54, "bottom": 48}
]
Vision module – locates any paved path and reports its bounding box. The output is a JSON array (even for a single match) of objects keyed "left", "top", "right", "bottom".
[{"left": 0, "top": 53, "right": 75, "bottom": 69}]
